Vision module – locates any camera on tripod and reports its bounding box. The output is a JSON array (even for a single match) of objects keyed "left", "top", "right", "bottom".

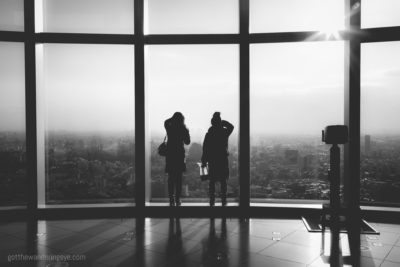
[
  {"left": 320, "top": 125, "right": 349, "bottom": 231},
  {"left": 322, "top": 125, "right": 348, "bottom": 145}
]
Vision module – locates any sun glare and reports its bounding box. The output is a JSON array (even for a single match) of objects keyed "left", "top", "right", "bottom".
[
  {"left": 311, "top": 0, "right": 345, "bottom": 40},
  {"left": 318, "top": 15, "right": 344, "bottom": 39}
]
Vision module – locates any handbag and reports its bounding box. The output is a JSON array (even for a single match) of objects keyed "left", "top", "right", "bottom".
[
  {"left": 197, "top": 163, "right": 209, "bottom": 181},
  {"left": 158, "top": 135, "right": 167, "bottom": 157}
]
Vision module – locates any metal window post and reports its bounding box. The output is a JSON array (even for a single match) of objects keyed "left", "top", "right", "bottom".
[
  {"left": 239, "top": 0, "right": 250, "bottom": 210},
  {"left": 25, "top": 0, "right": 38, "bottom": 217}
]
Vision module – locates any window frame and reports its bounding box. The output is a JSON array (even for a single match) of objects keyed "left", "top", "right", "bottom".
[{"left": 0, "top": 0, "right": 399, "bottom": 215}]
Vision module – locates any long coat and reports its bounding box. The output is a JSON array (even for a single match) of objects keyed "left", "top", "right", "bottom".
[
  {"left": 164, "top": 119, "right": 190, "bottom": 173},
  {"left": 201, "top": 121, "right": 234, "bottom": 180}
]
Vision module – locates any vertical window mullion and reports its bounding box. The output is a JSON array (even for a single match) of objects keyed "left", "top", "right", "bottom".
[
  {"left": 135, "top": 0, "right": 146, "bottom": 209},
  {"left": 239, "top": 0, "right": 250, "bottom": 210},
  {"left": 24, "top": 0, "right": 37, "bottom": 214},
  {"left": 344, "top": 0, "right": 361, "bottom": 213},
  {"left": 344, "top": 0, "right": 361, "bottom": 258}
]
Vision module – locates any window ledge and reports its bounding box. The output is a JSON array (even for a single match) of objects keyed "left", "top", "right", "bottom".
[
  {"left": 361, "top": 205, "right": 400, "bottom": 212},
  {"left": 38, "top": 203, "right": 135, "bottom": 209}
]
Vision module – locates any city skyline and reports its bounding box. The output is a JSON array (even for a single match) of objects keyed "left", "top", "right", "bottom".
[{"left": 1, "top": 129, "right": 400, "bottom": 205}]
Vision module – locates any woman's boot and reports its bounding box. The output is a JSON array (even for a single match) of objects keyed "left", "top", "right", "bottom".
[
  {"left": 169, "top": 195, "right": 175, "bottom": 207},
  {"left": 175, "top": 195, "right": 181, "bottom": 206},
  {"left": 221, "top": 194, "right": 227, "bottom": 206},
  {"left": 209, "top": 195, "right": 215, "bottom": 207}
]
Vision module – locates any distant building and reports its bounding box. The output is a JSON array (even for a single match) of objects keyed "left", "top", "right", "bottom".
[
  {"left": 365, "top": 135, "right": 371, "bottom": 155},
  {"left": 285, "top": 149, "right": 299, "bottom": 165},
  {"left": 273, "top": 144, "right": 283, "bottom": 154},
  {"left": 302, "top": 154, "right": 315, "bottom": 171},
  {"left": 187, "top": 142, "right": 202, "bottom": 162},
  {"left": 184, "top": 184, "right": 189, "bottom": 197}
]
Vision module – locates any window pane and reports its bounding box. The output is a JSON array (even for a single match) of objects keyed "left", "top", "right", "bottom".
[
  {"left": 250, "top": 42, "right": 344, "bottom": 202},
  {"left": 362, "top": 0, "right": 400, "bottom": 28},
  {"left": 145, "top": 0, "right": 239, "bottom": 34},
  {"left": 0, "top": 42, "right": 26, "bottom": 207},
  {"left": 250, "top": 0, "right": 345, "bottom": 33},
  {"left": 146, "top": 45, "right": 239, "bottom": 204},
  {"left": 0, "top": 0, "right": 24, "bottom": 31},
  {"left": 361, "top": 42, "right": 400, "bottom": 205},
  {"left": 36, "top": 44, "right": 135, "bottom": 206},
  {"left": 40, "top": 0, "right": 134, "bottom": 34}
]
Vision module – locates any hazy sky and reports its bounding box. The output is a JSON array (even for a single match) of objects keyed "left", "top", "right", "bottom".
[
  {"left": 0, "top": 42, "right": 25, "bottom": 132},
  {"left": 361, "top": 42, "right": 400, "bottom": 135},
  {"left": 1, "top": 1, "right": 400, "bottom": 137},
  {"left": 0, "top": 0, "right": 24, "bottom": 31},
  {"left": 42, "top": 0, "right": 134, "bottom": 34},
  {"left": 38, "top": 44, "right": 135, "bottom": 133},
  {"left": 146, "top": 45, "right": 239, "bottom": 141},
  {"left": 145, "top": 0, "right": 238, "bottom": 34},
  {"left": 250, "top": 0, "right": 345, "bottom": 33},
  {"left": 250, "top": 41, "right": 344, "bottom": 135},
  {"left": 361, "top": 0, "right": 400, "bottom": 28}
]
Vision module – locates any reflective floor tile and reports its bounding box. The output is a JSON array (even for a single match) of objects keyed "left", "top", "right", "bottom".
[
  {"left": 381, "top": 260, "right": 400, "bottom": 267},
  {"left": 259, "top": 241, "right": 321, "bottom": 264},
  {"left": 360, "top": 241, "right": 392, "bottom": 260},
  {"left": 243, "top": 253, "right": 305, "bottom": 267},
  {"left": 385, "top": 246, "right": 400, "bottom": 263},
  {"left": 228, "top": 233, "right": 275, "bottom": 253},
  {"left": 308, "top": 255, "right": 381, "bottom": 267},
  {"left": 282, "top": 230, "right": 324, "bottom": 248},
  {"left": 0, "top": 222, "right": 26, "bottom": 236}
]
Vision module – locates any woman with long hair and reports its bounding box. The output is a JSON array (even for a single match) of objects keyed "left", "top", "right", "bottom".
[{"left": 164, "top": 112, "right": 190, "bottom": 206}]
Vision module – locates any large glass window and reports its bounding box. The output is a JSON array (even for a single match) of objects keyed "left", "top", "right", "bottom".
[
  {"left": 0, "top": 42, "right": 26, "bottom": 207},
  {"left": 250, "top": 0, "right": 345, "bottom": 33},
  {"left": 0, "top": 0, "right": 24, "bottom": 31},
  {"left": 1, "top": 0, "right": 399, "bottom": 210},
  {"left": 146, "top": 45, "right": 239, "bottom": 204},
  {"left": 144, "top": 0, "right": 239, "bottom": 34},
  {"left": 361, "top": 41, "right": 400, "bottom": 205},
  {"left": 36, "top": 44, "right": 135, "bottom": 206},
  {"left": 250, "top": 41, "right": 344, "bottom": 203},
  {"left": 38, "top": 0, "right": 134, "bottom": 34},
  {"left": 361, "top": 0, "right": 400, "bottom": 28}
]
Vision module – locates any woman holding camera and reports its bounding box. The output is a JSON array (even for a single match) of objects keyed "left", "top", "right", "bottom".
[{"left": 164, "top": 112, "right": 190, "bottom": 206}]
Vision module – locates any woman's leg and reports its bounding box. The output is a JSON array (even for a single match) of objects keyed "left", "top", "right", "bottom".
[
  {"left": 209, "top": 178, "right": 215, "bottom": 207},
  {"left": 221, "top": 179, "right": 227, "bottom": 206},
  {"left": 175, "top": 172, "right": 183, "bottom": 206},
  {"left": 168, "top": 173, "right": 175, "bottom": 206}
]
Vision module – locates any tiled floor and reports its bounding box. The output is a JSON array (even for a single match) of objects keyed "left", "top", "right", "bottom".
[{"left": 0, "top": 218, "right": 400, "bottom": 267}]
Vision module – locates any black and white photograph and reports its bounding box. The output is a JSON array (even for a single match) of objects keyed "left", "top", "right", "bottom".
[{"left": 1, "top": 0, "right": 400, "bottom": 266}]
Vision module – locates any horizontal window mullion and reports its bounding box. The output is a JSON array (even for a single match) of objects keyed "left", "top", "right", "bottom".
[
  {"left": 4, "top": 30, "right": 400, "bottom": 45},
  {"left": 145, "top": 34, "right": 240, "bottom": 44},
  {"left": 0, "top": 31, "right": 26, "bottom": 42},
  {"left": 361, "top": 26, "right": 400, "bottom": 43},
  {"left": 250, "top": 31, "right": 350, "bottom": 43},
  {"left": 35, "top": 33, "right": 136, "bottom": 44},
  {"left": 4, "top": 30, "right": 398, "bottom": 45}
]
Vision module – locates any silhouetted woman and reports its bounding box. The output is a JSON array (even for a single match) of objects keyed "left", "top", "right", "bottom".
[
  {"left": 165, "top": 112, "right": 190, "bottom": 206},
  {"left": 201, "top": 112, "right": 234, "bottom": 206}
]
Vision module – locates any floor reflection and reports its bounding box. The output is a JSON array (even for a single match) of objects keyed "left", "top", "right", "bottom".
[
  {"left": 0, "top": 217, "right": 399, "bottom": 266},
  {"left": 201, "top": 218, "right": 229, "bottom": 266},
  {"left": 164, "top": 218, "right": 185, "bottom": 267}
]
